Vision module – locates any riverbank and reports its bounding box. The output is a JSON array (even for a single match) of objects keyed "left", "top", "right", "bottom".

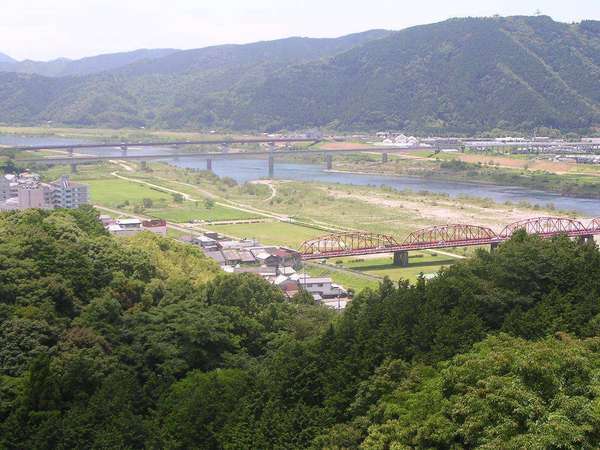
[{"left": 329, "top": 153, "right": 600, "bottom": 200}]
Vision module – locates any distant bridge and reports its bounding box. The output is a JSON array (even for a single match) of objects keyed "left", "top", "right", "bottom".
[
  {"left": 5, "top": 137, "right": 320, "bottom": 152},
  {"left": 298, "top": 217, "right": 600, "bottom": 265},
  {"left": 14, "top": 145, "right": 432, "bottom": 176}
]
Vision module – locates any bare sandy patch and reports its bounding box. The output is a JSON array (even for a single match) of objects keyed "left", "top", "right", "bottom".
[{"left": 326, "top": 187, "right": 576, "bottom": 232}]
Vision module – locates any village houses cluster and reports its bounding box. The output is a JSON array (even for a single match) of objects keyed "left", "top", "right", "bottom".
[{"left": 193, "top": 231, "right": 350, "bottom": 309}]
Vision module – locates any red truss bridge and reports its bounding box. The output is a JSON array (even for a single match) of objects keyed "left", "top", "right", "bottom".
[{"left": 298, "top": 217, "right": 600, "bottom": 266}]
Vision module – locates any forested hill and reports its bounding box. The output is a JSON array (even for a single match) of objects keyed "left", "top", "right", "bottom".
[
  {"left": 0, "top": 16, "right": 598, "bottom": 133},
  {"left": 0, "top": 48, "right": 179, "bottom": 77},
  {"left": 3, "top": 207, "right": 600, "bottom": 448}
]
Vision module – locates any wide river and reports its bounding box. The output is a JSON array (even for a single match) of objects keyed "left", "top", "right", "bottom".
[{"left": 2, "top": 135, "right": 599, "bottom": 216}]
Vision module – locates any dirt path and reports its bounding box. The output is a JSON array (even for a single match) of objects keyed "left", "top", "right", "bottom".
[{"left": 251, "top": 179, "right": 277, "bottom": 201}]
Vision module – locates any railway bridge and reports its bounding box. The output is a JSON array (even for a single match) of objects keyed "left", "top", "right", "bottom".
[{"left": 298, "top": 217, "right": 600, "bottom": 266}]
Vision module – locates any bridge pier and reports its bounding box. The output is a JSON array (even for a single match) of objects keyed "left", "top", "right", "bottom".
[
  {"left": 382, "top": 152, "right": 388, "bottom": 163},
  {"left": 268, "top": 155, "right": 275, "bottom": 178},
  {"left": 206, "top": 158, "right": 212, "bottom": 171},
  {"left": 68, "top": 147, "right": 74, "bottom": 157},
  {"left": 140, "top": 160, "right": 148, "bottom": 170},
  {"left": 578, "top": 235, "right": 595, "bottom": 245},
  {"left": 70, "top": 163, "right": 77, "bottom": 174},
  {"left": 490, "top": 242, "right": 500, "bottom": 252},
  {"left": 120, "top": 145, "right": 128, "bottom": 157},
  {"left": 393, "top": 250, "right": 409, "bottom": 267},
  {"left": 325, "top": 154, "right": 333, "bottom": 170}
]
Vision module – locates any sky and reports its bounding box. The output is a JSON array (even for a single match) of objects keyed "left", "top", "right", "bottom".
[{"left": 1, "top": 0, "right": 599, "bottom": 61}]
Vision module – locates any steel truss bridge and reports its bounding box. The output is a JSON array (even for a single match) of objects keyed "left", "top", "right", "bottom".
[{"left": 298, "top": 217, "right": 600, "bottom": 264}]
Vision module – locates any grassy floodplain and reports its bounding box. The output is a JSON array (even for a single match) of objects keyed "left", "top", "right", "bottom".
[
  {"left": 208, "top": 221, "right": 326, "bottom": 248},
  {"left": 19, "top": 147, "right": 586, "bottom": 292}
]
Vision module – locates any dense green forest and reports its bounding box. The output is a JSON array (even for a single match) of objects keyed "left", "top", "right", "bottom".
[
  {"left": 0, "top": 16, "right": 598, "bottom": 133},
  {"left": 2, "top": 206, "right": 600, "bottom": 448}
]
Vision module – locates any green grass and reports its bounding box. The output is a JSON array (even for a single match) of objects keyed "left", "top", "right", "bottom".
[
  {"left": 147, "top": 203, "right": 259, "bottom": 223},
  {"left": 87, "top": 179, "right": 171, "bottom": 207},
  {"left": 331, "top": 251, "right": 459, "bottom": 282},
  {"left": 208, "top": 221, "right": 326, "bottom": 248},
  {"left": 304, "top": 263, "right": 379, "bottom": 293}
]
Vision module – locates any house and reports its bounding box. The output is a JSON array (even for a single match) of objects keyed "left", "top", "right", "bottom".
[
  {"left": 293, "top": 274, "right": 347, "bottom": 299},
  {"left": 269, "top": 247, "right": 301, "bottom": 267},
  {"left": 204, "top": 250, "right": 226, "bottom": 265},
  {"left": 194, "top": 235, "right": 218, "bottom": 249},
  {"left": 219, "top": 239, "right": 256, "bottom": 250},
  {"left": 142, "top": 219, "right": 167, "bottom": 236},
  {"left": 99, "top": 215, "right": 114, "bottom": 226},
  {"left": 234, "top": 266, "right": 277, "bottom": 278},
  {"left": 106, "top": 218, "right": 142, "bottom": 236},
  {"left": 277, "top": 279, "right": 301, "bottom": 298},
  {"left": 238, "top": 250, "right": 256, "bottom": 264},
  {"left": 222, "top": 250, "right": 242, "bottom": 265},
  {"left": 251, "top": 248, "right": 281, "bottom": 266}
]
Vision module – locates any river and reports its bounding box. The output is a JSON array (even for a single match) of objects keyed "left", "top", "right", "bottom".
[{"left": 2, "top": 135, "right": 599, "bottom": 216}]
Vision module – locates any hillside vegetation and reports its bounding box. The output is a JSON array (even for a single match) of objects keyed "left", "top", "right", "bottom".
[
  {"left": 0, "top": 49, "right": 179, "bottom": 77},
  {"left": 2, "top": 207, "right": 600, "bottom": 448},
  {"left": 0, "top": 16, "right": 598, "bottom": 133}
]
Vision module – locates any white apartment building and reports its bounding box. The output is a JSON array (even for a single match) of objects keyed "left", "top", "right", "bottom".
[
  {"left": 0, "top": 173, "right": 89, "bottom": 210},
  {"left": 49, "top": 176, "right": 89, "bottom": 209}
]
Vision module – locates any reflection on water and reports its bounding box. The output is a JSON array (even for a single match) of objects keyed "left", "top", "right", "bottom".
[
  {"left": 2, "top": 135, "right": 599, "bottom": 216},
  {"left": 173, "top": 158, "right": 600, "bottom": 217}
]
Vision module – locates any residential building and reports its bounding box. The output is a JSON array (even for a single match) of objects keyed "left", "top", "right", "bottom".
[
  {"left": 0, "top": 173, "right": 89, "bottom": 210},
  {"left": 0, "top": 175, "right": 10, "bottom": 201},
  {"left": 292, "top": 274, "right": 347, "bottom": 299},
  {"left": 49, "top": 176, "right": 89, "bottom": 209},
  {"left": 142, "top": 219, "right": 167, "bottom": 236},
  {"left": 18, "top": 183, "right": 52, "bottom": 209}
]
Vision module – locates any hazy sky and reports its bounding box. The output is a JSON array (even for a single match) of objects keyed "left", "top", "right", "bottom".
[{"left": 2, "top": 0, "right": 599, "bottom": 61}]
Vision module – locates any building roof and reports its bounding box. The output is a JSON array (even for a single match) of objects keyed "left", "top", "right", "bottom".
[
  {"left": 194, "top": 235, "right": 217, "bottom": 243},
  {"left": 142, "top": 219, "right": 167, "bottom": 228},
  {"left": 298, "top": 277, "right": 332, "bottom": 285},
  {"left": 254, "top": 251, "right": 275, "bottom": 260},
  {"left": 50, "top": 176, "right": 87, "bottom": 189},
  {"left": 204, "top": 251, "right": 225, "bottom": 264},
  {"left": 117, "top": 218, "right": 142, "bottom": 226},
  {"left": 235, "top": 266, "right": 277, "bottom": 275},
  {"left": 238, "top": 251, "right": 256, "bottom": 263},
  {"left": 222, "top": 250, "right": 242, "bottom": 261}
]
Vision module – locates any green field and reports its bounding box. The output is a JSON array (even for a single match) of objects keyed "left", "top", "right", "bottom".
[
  {"left": 87, "top": 179, "right": 171, "bottom": 207},
  {"left": 147, "top": 203, "right": 259, "bottom": 222},
  {"left": 331, "top": 251, "right": 459, "bottom": 282},
  {"left": 305, "top": 263, "right": 379, "bottom": 292},
  {"left": 208, "top": 221, "right": 326, "bottom": 248}
]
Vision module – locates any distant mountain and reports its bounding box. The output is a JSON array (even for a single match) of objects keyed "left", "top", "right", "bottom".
[
  {"left": 0, "top": 48, "right": 180, "bottom": 77},
  {"left": 0, "top": 52, "right": 15, "bottom": 64},
  {"left": 243, "top": 16, "right": 600, "bottom": 133},
  {"left": 0, "top": 18, "right": 597, "bottom": 133}
]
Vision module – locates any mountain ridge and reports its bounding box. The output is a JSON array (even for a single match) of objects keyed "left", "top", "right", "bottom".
[
  {"left": 0, "top": 48, "right": 180, "bottom": 77},
  {"left": 0, "top": 17, "right": 597, "bottom": 133},
  {"left": 0, "top": 52, "right": 15, "bottom": 64}
]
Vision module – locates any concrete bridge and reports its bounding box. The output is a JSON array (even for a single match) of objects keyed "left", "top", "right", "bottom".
[{"left": 16, "top": 145, "right": 432, "bottom": 176}]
